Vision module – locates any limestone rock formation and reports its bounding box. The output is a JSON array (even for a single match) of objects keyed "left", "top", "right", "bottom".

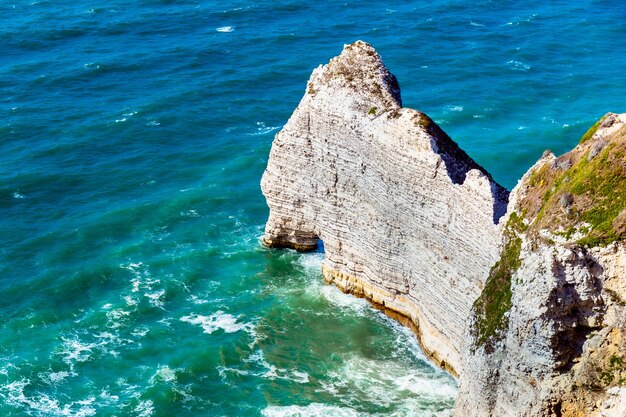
[
  {"left": 260, "top": 40, "right": 626, "bottom": 416},
  {"left": 261, "top": 41, "right": 509, "bottom": 375},
  {"left": 456, "top": 113, "right": 626, "bottom": 417}
]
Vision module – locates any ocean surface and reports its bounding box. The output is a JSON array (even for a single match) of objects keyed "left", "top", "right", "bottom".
[{"left": 1, "top": 1, "right": 625, "bottom": 416}]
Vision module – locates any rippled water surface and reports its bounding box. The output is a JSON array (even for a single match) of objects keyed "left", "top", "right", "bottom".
[{"left": 1, "top": 1, "right": 625, "bottom": 416}]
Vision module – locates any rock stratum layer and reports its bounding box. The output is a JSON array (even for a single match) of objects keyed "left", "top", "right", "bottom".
[{"left": 261, "top": 41, "right": 626, "bottom": 416}]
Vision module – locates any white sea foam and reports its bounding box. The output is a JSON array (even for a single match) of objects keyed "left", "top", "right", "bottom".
[
  {"left": 506, "top": 60, "right": 531, "bottom": 71},
  {"left": 216, "top": 26, "right": 234, "bottom": 32},
  {"left": 393, "top": 372, "right": 457, "bottom": 397},
  {"left": 291, "top": 370, "right": 310, "bottom": 384},
  {"left": 120, "top": 261, "right": 164, "bottom": 309},
  {"left": 188, "top": 294, "right": 209, "bottom": 304},
  {"left": 131, "top": 325, "right": 150, "bottom": 338},
  {"left": 0, "top": 362, "right": 18, "bottom": 376},
  {"left": 123, "top": 295, "right": 138, "bottom": 307},
  {"left": 0, "top": 378, "right": 97, "bottom": 416},
  {"left": 114, "top": 118, "right": 126, "bottom": 123},
  {"left": 181, "top": 209, "right": 199, "bottom": 217},
  {"left": 150, "top": 366, "right": 177, "bottom": 384},
  {"left": 297, "top": 252, "right": 371, "bottom": 315},
  {"left": 59, "top": 337, "right": 97, "bottom": 365},
  {"left": 217, "top": 365, "right": 251, "bottom": 381},
  {"left": 261, "top": 403, "right": 361, "bottom": 417},
  {"left": 297, "top": 252, "right": 325, "bottom": 272},
  {"left": 98, "top": 390, "right": 119, "bottom": 404},
  {"left": 146, "top": 120, "right": 161, "bottom": 126},
  {"left": 106, "top": 308, "right": 131, "bottom": 329},
  {"left": 219, "top": 349, "right": 311, "bottom": 384},
  {"left": 247, "top": 121, "right": 280, "bottom": 136},
  {"left": 180, "top": 311, "right": 253, "bottom": 334},
  {"left": 445, "top": 105, "right": 464, "bottom": 112},
  {"left": 134, "top": 399, "right": 154, "bottom": 417},
  {"left": 157, "top": 317, "right": 174, "bottom": 328},
  {"left": 13, "top": 192, "right": 25, "bottom": 199},
  {"left": 470, "top": 21, "right": 485, "bottom": 27},
  {"left": 43, "top": 370, "right": 76, "bottom": 385},
  {"left": 319, "top": 285, "right": 369, "bottom": 313},
  {"left": 244, "top": 349, "right": 266, "bottom": 366},
  {"left": 93, "top": 331, "right": 123, "bottom": 345},
  {"left": 328, "top": 353, "right": 456, "bottom": 408},
  {"left": 144, "top": 289, "right": 165, "bottom": 308}
]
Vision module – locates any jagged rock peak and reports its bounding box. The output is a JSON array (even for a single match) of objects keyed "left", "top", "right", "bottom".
[
  {"left": 307, "top": 41, "right": 402, "bottom": 109},
  {"left": 308, "top": 41, "right": 509, "bottom": 215}
]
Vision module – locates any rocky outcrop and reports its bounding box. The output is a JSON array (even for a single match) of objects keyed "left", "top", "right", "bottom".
[
  {"left": 260, "top": 41, "right": 626, "bottom": 416},
  {"left": 456, "top": 113, "right": 626, "bottom": 416},
  {"left": 260, "top": 41, "right": 509, "bottom": 375}
]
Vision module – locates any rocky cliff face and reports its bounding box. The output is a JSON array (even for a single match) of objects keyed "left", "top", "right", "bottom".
[
  {"left": 261, "top": 41, "right": 626, "bottom": 416},
  {"left": 261, "top": 41, "right": 509, "bottom": 374},
  {"left": 456, "top": 113, "right": 626, "bottom": 417}
]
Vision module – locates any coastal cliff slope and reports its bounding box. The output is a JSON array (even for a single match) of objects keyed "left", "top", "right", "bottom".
[
  {"left": 261, "top": 41, "right": 509, "bottom": 375},
  {"left": 260, "top": 41, "right": 626, "bottom": 415},
  {"left": 456, "top": 113, "right": 626, "bottom": 417}
]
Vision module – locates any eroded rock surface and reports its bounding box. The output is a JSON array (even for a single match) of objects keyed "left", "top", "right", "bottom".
[
  {"left": 261, "top": 41, "right": 509, "bottom": 374},
  {"left": 457, "top": 114, "right": 626, "bottom": 416}
]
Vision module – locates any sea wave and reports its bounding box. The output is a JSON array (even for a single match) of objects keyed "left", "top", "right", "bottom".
[
  {"left": 262, "top": 403, "right": 361, "bottom": 417},
  {"left": 180, "top": 311, "right": 254, "bottom": 334}
]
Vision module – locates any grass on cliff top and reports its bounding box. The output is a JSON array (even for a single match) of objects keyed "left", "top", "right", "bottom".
[
  {"left": 579, "top": 114, "right": 606, "bottom": 144},
  {"left": 472, "top": 212, "right": 525, "bottom": 351},
  {"left": 518, "top": 119, "right": 626, "bottom": 247}
]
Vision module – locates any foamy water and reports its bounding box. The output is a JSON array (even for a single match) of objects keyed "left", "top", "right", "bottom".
[{"left": 180, "top": 311, "right": 254, "bottom": 334}]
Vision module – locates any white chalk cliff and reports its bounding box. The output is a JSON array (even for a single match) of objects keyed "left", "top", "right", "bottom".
[
  {"left": 261, "top": 41, "right": 509, "bottom": 375},
  {"left": 261, "top": 41, "right": 626, "bottom": 416}
]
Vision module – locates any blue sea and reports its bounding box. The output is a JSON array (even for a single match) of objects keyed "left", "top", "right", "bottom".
[{"left": 1, "top": 1, "right": 625, "bottom": 416}]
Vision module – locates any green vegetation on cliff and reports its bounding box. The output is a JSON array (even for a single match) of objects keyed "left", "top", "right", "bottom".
[
  {"left": 518, "top": 115, "right": 626, "bottom": 247},
  {"left": 579, "top": 114, "right": 606, "bottom": 144},
  {"left": 473, "top": 115, "right": 626, "bottom": 353},
  {"left": 473, "top": 212, "right": 525, "bottom": 350}
]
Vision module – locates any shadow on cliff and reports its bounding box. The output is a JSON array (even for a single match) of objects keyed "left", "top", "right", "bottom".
[
  {"left": 420, "top": 113, "right": 510, "bottom": 224},
  {"left": 549, "top": 253, "right": 604, "bottom": 372}
]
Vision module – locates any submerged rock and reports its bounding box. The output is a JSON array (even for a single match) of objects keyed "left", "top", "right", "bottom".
[{"left": 261, "top": 41, "right": 626, "bottom": 416}]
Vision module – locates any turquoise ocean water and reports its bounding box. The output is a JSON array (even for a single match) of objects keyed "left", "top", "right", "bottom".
[{"left": 1, "top": 1, "right": 625, "bottom": 416}]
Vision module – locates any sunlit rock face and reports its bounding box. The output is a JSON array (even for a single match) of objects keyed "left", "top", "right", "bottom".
[{"left": 261, "top": 41, "right": 509, "bottom": 375}]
